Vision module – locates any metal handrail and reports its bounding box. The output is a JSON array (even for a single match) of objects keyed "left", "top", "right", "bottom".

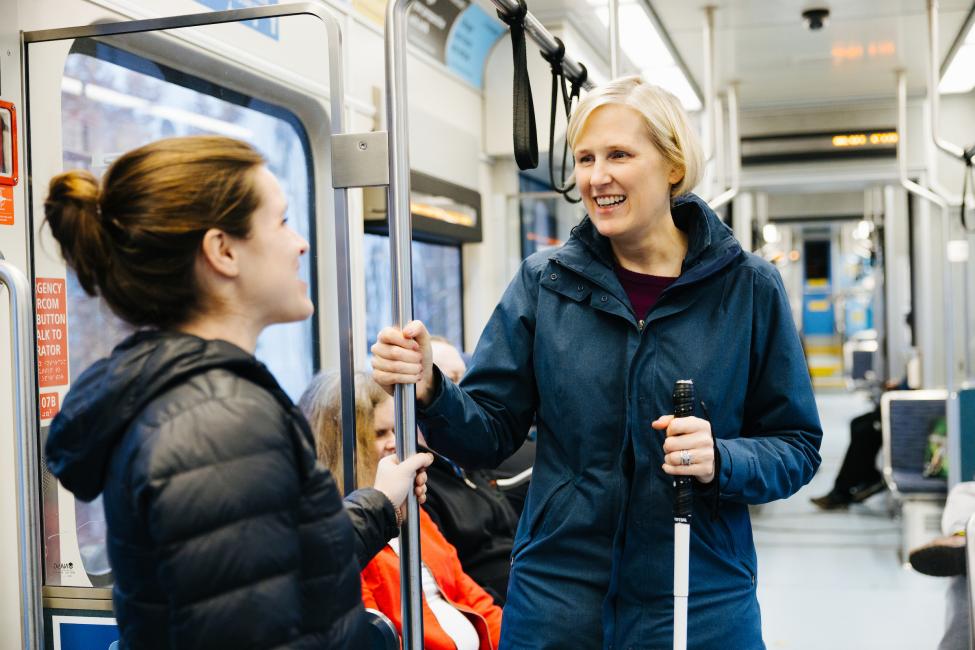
[
  {"left": 928, "top": 0, "right": 966, "bottom": 162},
  {"left": 708, "top": 83, "right": 739, "bottom": 210},
  {"left": 608, "top": 0, "right": 620, "bottom": 78},
  {"left": 701, "top": 6, "right": 716, "bottom": 163},
  {"left": 927, "top": 0, "right": 965, "bottom": 205},
  {"left": 384, "top": 1, "right": 424, "bottom": 646},
  {"left": 0, "top": 255, "right": 41, "bottom": 649},
  {"left": 494, "top": 0, "right": 594, "bottom": 89}
]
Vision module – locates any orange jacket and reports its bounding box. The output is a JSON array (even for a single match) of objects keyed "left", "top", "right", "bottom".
[{"left": 360, "top": 509, "right": 503, "bottom": 650}]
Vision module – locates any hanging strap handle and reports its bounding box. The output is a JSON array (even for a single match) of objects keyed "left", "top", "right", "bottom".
[
  {"left": 541, "top": 40, "right": 585, "bottom": 203},
  {"left": 962, "top": 144, "right": 975, "bottom": 233},
  {"left": 498, "top": 0, "right": 538, "bottom": 170},
  {"left": 542, "top": 38, "right": 572, "bottom": 194},
  {"left": 561, "top": 63, "right": 586, "bottom": 203}
]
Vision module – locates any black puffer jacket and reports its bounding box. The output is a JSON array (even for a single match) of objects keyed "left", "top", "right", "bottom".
[{"left": 46, "top": 331, "right": 398, "bottom": 649}]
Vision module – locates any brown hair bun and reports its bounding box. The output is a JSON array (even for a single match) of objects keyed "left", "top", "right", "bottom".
[{"left": 44, "top": 170, "right": 111, "bottom": 297}]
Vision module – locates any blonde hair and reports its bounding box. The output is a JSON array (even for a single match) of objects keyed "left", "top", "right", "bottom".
[
  {"left": 566, "top": 76, "right": 703, "bottom": 198},
  {"left": 298, "top": 370, "right": 389, "bottom": 495}
]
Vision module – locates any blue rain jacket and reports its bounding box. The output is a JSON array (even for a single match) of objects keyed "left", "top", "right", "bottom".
[{"left": 418, "top": 193, "right": 822, "bottom": 650}]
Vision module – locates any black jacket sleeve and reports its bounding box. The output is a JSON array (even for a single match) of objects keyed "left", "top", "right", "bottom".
[{"left": 343, "top": 488, "right": 399, "bottom": 568}]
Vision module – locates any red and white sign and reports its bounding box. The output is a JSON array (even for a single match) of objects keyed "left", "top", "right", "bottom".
[
  {"left": 0, "top": 186, "right": 12, "bottom": 225},
  {"left": 39, "top": 392, "right": 60, "bottom": 420},
  {"left": 36, "top": 278, "right": 69, "bottom": 387}
]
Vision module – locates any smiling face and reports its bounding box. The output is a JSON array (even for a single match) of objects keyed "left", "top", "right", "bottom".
[
  {"left": 235, "top": 166, "right": 314, "bottom": 327},
  {"left": 573, "top": 104, "right": 683, "bottom": 247}
]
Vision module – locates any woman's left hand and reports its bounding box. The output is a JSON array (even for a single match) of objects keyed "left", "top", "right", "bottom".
[{"left": 653, "top": 415, "right": 716, "bottom": 484}]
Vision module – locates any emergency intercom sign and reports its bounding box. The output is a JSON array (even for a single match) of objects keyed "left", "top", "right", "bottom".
[{"left": 36, "top": 278, "right": 69, "bottom": 387}]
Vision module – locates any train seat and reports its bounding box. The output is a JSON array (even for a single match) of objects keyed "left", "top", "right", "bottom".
[{"left": 881, "top": 390, "right": 948, "bottom": 562}]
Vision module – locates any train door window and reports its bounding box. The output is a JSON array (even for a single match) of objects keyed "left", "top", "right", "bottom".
[
  {"left": 518, "top": 173, "right": 581, "bottom": 258},
  {"left": 364, "top": 234, "right": 464, "bottom": 353},
  {"left": 60, "top": 40, "right": 317, "bottom": 401},
  {"left": 41, "top": 39, "right": 316, "bottom": 590}
]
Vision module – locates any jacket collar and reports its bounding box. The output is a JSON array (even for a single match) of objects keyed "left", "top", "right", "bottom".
[{"left": 552, "top": 192, "right": 742, "bottom": 292}]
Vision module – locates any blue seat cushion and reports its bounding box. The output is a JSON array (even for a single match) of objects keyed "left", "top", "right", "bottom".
[{"left": 890, "top": 470, "right": 947, "bottom": 495}]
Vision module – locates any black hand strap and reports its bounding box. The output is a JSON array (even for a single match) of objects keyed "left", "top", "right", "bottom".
[
  {"left": 498, "top": 0, "right": 538, "bottom": 171},
  {"left": 962, "top": 145, "right": 975, "bottom": 233},
  {"left": 541, "top": 40, "right": 585, "bottom": 203}
]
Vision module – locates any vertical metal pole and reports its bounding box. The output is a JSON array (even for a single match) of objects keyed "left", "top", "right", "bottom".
[
  {"left": 0, "top": 256, "right": 41, "bottom": 650},
  {"left": 322, "top": 15, "right": 360, "bottom": 497},
  {"left": 701, "top": 6, "right": 716, "bottom": 163},
  {"left": 928, "top": 0, "right": 966, "bottom": 161},
  {"left": 608, "top": 0, "right": 620, "bottom": 78},
  {"left": 385, "top": 0, "right": 424, "bottom": 647}
]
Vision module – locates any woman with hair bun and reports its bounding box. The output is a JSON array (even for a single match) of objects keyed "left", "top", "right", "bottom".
[
  {"left": 371, "top": 77, "right": 823, "bottom": 648},
  {"left": 44, "top": 135, "right": 432, "bottom": 650}
]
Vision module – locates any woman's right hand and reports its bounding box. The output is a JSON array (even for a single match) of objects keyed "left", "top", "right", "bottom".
[
  {"left": 371, "top": 320, "right": 435, "bottom": 405},
  {"left": 373, "top": 452, "right": 434, "bottom": 522}
]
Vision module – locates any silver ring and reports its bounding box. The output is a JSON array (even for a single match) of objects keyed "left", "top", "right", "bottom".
[{"left": 680, "top": 450, "right": 692, "bottom": 466}]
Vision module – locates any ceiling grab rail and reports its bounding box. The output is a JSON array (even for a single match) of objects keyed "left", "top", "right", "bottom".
[
  {"left": 609, "top": 0, "right": 620, "bottom": 78},
  {"left": 927, "top": 0, "right": 966, "bottom": 204},
  {"left": 0, "top": 254, "right": 41, "bottom": 650},
  {"left": 708, "top": 83, "right": 739, "bottom": 211},
  {"left": 23, "top": 0, "right": 373, "bottom": 584},
  {"left": 701, "top": 5, "right": 716, "bottom": 165},
  {"left": 896, "top": 69, "right": 962, "bottom": 487},
  {"left": 928, "top": 0, "right": 974, "bottom": 388},
  {"left": 384, "top": 0, "right": 592, "bottom": 646}
]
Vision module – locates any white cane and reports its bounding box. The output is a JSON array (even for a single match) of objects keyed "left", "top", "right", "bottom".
[{"left": 672, "top": 379, "right": 695, "bottom": 650}]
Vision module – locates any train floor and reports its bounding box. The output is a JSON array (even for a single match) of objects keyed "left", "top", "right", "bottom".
[{"left": 755, "top": 390, "right": 949, "bottom": 649}]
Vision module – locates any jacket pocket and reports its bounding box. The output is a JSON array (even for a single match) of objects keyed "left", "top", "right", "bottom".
[
  {"left": 716, "top": 507, "right": 756, "bottom": 578},
  {"left": 510, "top": 474, "right": 574, "bottom": 562}
]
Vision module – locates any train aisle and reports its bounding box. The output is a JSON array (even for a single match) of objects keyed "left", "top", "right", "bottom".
[{"left": 755, "top": 391, "right": 948, "bottom": 649}]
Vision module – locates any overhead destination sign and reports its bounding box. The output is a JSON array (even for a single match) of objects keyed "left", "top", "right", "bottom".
[{"left": 741, "top": 128, "right": 899, "bottom": 164}]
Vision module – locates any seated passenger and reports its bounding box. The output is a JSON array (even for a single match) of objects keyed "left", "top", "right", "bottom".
[
  {"left": 425, "top": 337, "right": 519, "bottom": 605},
  {"left": 810, "top": 378, "right": 907, "bottom": 510},
  {"left": 810, "top": 405, "right": 886, "bottom": 509},
  {"left": 42, "top": 136, "right": 431, "bottom": 649},
  {"left": 908, "top": 481, "right": 975, "bottom": 650},
  {"left": 300, "top": 371, "right": 503, "bottom": 650}
]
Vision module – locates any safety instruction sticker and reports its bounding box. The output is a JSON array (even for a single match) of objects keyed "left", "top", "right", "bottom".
[
  {"left": 40, "top": 392, "right": 61, "bottom": 420},
  {"left": 0, "top": 186, "right": 12, "bottom": 225},
  {"left": 36, "top": 278, "right": 69, "bottom": 387}
]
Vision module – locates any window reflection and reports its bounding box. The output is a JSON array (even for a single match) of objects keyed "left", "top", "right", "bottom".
[{"left": 364, "top": 233, "right": 464, "bottom": 355}]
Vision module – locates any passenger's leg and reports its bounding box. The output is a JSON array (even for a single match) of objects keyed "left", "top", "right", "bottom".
[{"left": 811, "top": 410, "right": 882, "bottom": 509}]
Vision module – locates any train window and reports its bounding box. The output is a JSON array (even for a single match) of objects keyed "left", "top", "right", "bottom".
[
  {"left": 519, "top": 173, "right": 581, "bottom": 258},
  {"left": 59, "top": 40, "right": 317, "bottom": 401},
  {"left": 363, "top": 233, "right": 464, "bottom": 353}
]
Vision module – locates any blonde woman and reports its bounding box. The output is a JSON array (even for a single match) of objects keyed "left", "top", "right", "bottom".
[{"left": 371, "top": 77, "right": 822, "bottom": 649}]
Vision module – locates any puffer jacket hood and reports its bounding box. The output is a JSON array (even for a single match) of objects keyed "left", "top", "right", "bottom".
[{"left": 47, "top": 330, "right": 261, "bottom": 501}]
